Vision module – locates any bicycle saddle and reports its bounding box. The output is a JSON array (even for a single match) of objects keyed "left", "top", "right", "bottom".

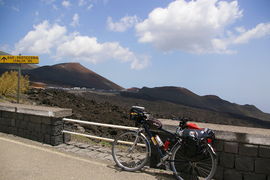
[{"left": 148, "top": 118, "right": 162, "bottom": 129}]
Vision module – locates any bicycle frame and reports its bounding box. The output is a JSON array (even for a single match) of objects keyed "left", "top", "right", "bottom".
[{"left": 139, "top": 121, "right": 177, "bottom": 159}]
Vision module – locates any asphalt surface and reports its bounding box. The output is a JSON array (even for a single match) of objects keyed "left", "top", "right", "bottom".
[{"left": 0, "top": 133, "right": 173, "bottom": 180}]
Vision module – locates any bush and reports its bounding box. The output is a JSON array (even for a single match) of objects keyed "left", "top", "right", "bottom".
[{"left": 0, "top": 71, "right": 29, "bottom": 97}]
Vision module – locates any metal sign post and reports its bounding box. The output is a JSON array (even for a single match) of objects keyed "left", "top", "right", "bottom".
[
  {"left": 0, "top": 55, "right": 39, "bottom": 104},
  {"left": 17, "top": 55, "right": 22, "bottom": 103}
]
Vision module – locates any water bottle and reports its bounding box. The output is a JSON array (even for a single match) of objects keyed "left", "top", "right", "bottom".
[{"left": 155, "top": 135, "right": 164, "bottom": 147}]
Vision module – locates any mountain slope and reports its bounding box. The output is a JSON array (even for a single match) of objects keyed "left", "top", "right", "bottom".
[
  {"left": 26, "top": 63, "right": 123, "bottom": 90},
  {"left": 0, "top": 51, "right": 9, "bottom": 55},
  {"left": 121, "top": 86, "right": 270, "bottom": 121}
]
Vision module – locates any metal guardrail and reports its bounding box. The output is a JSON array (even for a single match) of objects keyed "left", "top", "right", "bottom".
[
  {"left": 63, "top": 118, "right": 138, "bottom": 130},
  {"left": 62, "top": 118, "right": 146, "bottom": 146}
]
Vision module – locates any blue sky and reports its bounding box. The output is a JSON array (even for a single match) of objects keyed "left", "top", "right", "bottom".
[{"left": 0, "top": 0, "right": 270, "bottom": 113}]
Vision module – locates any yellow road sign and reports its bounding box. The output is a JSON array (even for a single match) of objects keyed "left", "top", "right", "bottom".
[{"left": 0, "top": 55, "right": 39, "bottom": 64}]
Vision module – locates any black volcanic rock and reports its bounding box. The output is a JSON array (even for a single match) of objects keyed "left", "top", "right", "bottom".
[{"left": 25, "top": 63, "right": 123, "bottom": 90}]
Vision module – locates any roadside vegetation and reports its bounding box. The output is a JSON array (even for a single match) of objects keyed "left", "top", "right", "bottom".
[{"left": 0, "top": 71, "right": 29, "bottom": 100}]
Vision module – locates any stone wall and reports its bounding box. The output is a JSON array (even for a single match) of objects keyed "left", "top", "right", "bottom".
[
  {"left": 214, "top": 139, "right": 270, "bottom": 180},
  {"left": 0, "top": 102, "right": 72, "bottom": 146},
  {"left": 161, "top": 119, "right": 270, "bottom": 180}
]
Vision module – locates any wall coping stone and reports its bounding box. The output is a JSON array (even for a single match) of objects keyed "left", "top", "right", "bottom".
[
  {"left": 160, "top": 119, "right": 270, "bottom": 146},
  {"left": 0, "top": 102, "right": 72, "bottom": 118}
]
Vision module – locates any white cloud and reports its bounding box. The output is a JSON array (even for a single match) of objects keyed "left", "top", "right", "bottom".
[
  {"left": 52, "top": 4, "right": 58, "bottom": 10},
  {"left": 235, "top": 26, "right": 246, "bottom": 33},
  {"left": 62, "top": 0, "right": 71, "bottom": 8},
  {"left": 136, "top": 0, "right": 243, "bottom": 53},
  {"left": 11, "top": 6, "right": 20, "bottom": 12},
  {"left": 0, "top": 44, "right": 11, "bottom": 53},
  {"left": 41, "top": 0, "right": 55, "bottom": 4},
  {"left": 233, "top": 23, "right": 270, "bottom": 44},
  {"left": 210, "top": 23, "right": 270, "bottom": 53},
  {"left": 78, "top": 0, "right": 93, "bottom": 10},
  {"left": 136, "top": 0, "right": 270, "bottom": 54},
  {"left": 107, "top": 15, "right": 139, "bottom": 32},
  {"left": 78, "top": 0, "right": 86, "bottom": 6},
  {"left": 13, "top": 20, "right": 67, "bottom": 54},
  {"left": 130, "top": 55, "right": 150, "bottom": 70},
  {"left": 13, "top": 20, "right": 149, "bottom": 70},
  {"left": 56, "top": 36, "right": 149, "bottom": 70},
  {"left": 70, "top": 13, "right": 80, "bottom": 27},
  {"left": 41, "top": 0, "right": 58, "bottom": 10},
  {"left": 87, "top": 4, "right": 93, "bottom": 10}
]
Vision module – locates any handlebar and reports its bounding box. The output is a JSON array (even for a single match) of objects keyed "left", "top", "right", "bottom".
[{"left": 172, "top": 117, "right": 193, "bottom": 129}]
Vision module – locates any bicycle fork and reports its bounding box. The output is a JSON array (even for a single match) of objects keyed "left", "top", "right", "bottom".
[{"left": 128, "top": 128, "right": 144, "bottom": 153}]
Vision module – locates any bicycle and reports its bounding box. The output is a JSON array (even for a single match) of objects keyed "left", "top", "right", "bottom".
[{"left": 112, "top": 106, "right": 217, "bottom": 180}]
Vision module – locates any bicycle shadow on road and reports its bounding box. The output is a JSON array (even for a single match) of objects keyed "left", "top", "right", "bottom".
[{"left": 107, "top": 164, "right": 175, "bottom": 180}]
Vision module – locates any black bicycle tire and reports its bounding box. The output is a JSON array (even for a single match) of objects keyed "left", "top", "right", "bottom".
[
  {"left": 112, "top": 131, "right": 151, "bottom": 172},
  {"left": 170, "top": 142, "right": 217, "bottom": 180}
]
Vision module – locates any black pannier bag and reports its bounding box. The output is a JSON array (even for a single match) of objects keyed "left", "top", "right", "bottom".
[
  {"left": 179, "top": 128, "right": 215, "bottom": 159},
  {"left": 130, "top": 106, "right": 162, "bottom": 129},
  {"left": 130, "top": 106, "right": 147, "bottom": 125}
]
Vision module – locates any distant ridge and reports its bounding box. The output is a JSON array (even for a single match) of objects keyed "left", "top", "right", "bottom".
[
  {"left": 0, "top": 51, "right": 9, "bottom": 55},
  {"left": 121, "top": 86, "right": 270, "bottom": 121}
]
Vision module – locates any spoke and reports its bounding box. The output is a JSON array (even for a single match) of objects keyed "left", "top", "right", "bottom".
[
  {"left": 197, "top": 163, "right": 212, "bottom": 170},
  {"left": 194, "top": 166, "right": 203, "bottom": 177},
  {"left": 175, "top": 163, "right": 190, "bottom": 172},
  {"left": 175, "top": 151, "right": 185, "bottom": 158},
  {"left": 195, "top": 166, "right": 211, "bottom": 177},
  {"left": 187, "top": 164, "right": 193, "bottom": 175},
  {"left": 191, "top": 174, "right": 199, "bottom": 180},
  {"left": 197, "top": 157, "right": 212, "bottom": 163},
  {"left": 196, "top": 159, "right": 212, "bottom": 164},
  {"left": 173, "top": 159, "right": 190, "bottom": 164}
]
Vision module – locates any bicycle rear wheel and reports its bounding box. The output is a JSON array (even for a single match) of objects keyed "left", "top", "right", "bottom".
[
  {"left": 171, "top": 143, "right": 217, "bottom": 180},
  {"left": 112, "top": 131, "right": 150, "bottom": 171}
]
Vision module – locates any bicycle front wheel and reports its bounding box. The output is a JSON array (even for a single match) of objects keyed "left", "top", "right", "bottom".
[
  {"left": 171, "top": 143, "right": 217, "bottom": 180},
  {"left": 112, "top": 131, "right": 150, "bottom": 171}
]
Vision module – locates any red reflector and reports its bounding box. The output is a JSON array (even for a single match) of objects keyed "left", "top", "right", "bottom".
[
  {"left": 163, "top": 140, "right": 170, "bottom": 151},
  {"left": 207, "top": 138, "right": 213, "bottom": 143}
]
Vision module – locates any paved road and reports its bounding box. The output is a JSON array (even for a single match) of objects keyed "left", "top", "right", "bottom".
[{"left": 0, "top": 133, "right": 173, "bottom": 180}]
